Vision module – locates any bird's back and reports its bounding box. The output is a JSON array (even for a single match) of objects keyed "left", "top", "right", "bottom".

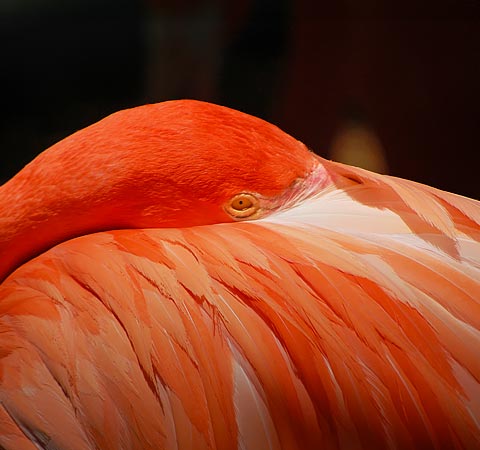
[{"left": 1, "top": 161, "right": 479, "bottom": 450}]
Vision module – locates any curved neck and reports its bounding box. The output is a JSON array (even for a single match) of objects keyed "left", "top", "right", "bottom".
[
  {"left": 0, "top": 155, "right": 128, "bottom": 282},
  {"left": 0, "top": 100, "right": 321, "bottom": 282},
  {"left": 0, "top": 154, "right": 227, "bottom": 283},
  {"left": 0, "top": 173, "right": 81, "bottom": 282}
]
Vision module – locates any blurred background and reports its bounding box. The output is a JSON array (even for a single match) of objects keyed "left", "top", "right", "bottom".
[{"left": 1, "top": 1, "right": 479, "bottom": 198}]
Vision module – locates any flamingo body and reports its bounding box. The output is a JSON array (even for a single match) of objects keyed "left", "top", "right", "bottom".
[{"left": 0, "top": 101, "right": 479, "bottom": 449}]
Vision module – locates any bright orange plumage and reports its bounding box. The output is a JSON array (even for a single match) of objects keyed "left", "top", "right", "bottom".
[{"left": 0, "top": 100, "right": 479, "bottom": 449}]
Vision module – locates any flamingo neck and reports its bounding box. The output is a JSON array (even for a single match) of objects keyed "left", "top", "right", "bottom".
[{"left": 0, "top": 169, "right": 85, "bottom": 282}]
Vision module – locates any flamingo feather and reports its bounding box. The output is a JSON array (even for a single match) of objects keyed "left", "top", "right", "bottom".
[{"left": 0, "top": 100, "right": 479, "bottom": 449}]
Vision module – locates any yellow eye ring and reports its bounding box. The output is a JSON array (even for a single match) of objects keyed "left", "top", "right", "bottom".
[{"left": 225, "top": 193, "right": 259, "bottom": 219}]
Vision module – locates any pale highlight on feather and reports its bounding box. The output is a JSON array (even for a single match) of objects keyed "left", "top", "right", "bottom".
[
  {"left": 1, "top": 99, "right": 479, "bottom": 450},
  {"left": 1, "top": 160, "right": 479, "bottom": 449}
]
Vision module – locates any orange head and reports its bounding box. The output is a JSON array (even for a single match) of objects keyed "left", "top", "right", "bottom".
[{"left": 0, "top": 100, "right": 324, "bottom": 281}]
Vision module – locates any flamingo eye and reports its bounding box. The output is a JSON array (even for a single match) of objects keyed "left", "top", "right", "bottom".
[{"left": 225, "top": 193, "right": 259, "bottom": 219}]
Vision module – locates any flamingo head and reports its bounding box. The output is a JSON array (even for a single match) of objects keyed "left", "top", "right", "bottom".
[
  {"left": 67, "top": 99, "right": 323, "bottom": 227},
  {"left": 0, "top": 100, "right": 328, "bottom": 281}
]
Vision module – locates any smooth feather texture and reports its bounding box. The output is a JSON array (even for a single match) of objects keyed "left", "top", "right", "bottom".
[
  {"left": 0, "top": 100, "right": 318, "bottom": 283},
  {"left": 0, "top": 100, "right": 479, "bottom": 449},
  {"left": 1, "top": 164, "right": 479, "bottom": 450}
]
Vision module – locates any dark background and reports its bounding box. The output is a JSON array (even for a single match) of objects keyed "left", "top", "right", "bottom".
[{"left": 1, "top": 1, "right": 479, "bottom": 198}]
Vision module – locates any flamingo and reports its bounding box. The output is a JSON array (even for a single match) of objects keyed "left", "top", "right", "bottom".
[{"left": 0, "top": 100, "right": 479, "bottom": 450}]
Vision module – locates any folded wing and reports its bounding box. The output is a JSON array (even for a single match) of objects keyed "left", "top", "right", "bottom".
[{"left": 1, "top": 166, "right": 479, "bottom": 450}]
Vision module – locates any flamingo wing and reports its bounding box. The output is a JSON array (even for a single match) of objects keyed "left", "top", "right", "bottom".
[{"left": 1, "top": 163, "right": 479, "bottom": 450}]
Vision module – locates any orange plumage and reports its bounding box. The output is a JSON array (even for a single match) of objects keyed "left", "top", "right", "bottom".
[{"left": 0, "top": 100, "right": 479, "bottom": 449}]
